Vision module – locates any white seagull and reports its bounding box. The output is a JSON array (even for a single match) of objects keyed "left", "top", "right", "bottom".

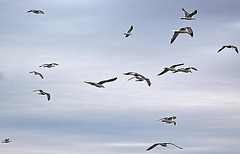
[
  {"left": 2, "top": 138, "right": 12, "bottom": 143},
  {"left": 84, "top": 77, "right": 117, "bottom": 88},
  {"left": 123, "top": 72, "right": 151, "bottom": 86},
  {"left": 27, "top": 9, "right": 44, "bottom": 14},
  {"left": 157, "top": 116, "right": 177, "bottom": 125},
  {"left": 124, "top": 25, "right": 133, "bottom": 37},
  {"left": 146, "top": 143, "right": 183, "bottom": 151},
  {"left": 29, "top": 71, "right": 44, "bottom": 79},
  {"left": 181, "top": 8, "right": 197, "bottom": 20},
  {"left": 173, "top": 67, "right": 198, "bottom": 73},
  {"left": 157, "top": 63, "right": 184, "bottom": 76},
  {"left": 217, "top": 45, "right": 239, "bottom": 54},
  {"left": 33, "top": 89, "right": 51, "bottom": 101},
  {"left": 170, "top": 27, "right": 193, "bottom": 44},
  {"left": 39, "top": 63, "right": 59, "bottom": 68}
]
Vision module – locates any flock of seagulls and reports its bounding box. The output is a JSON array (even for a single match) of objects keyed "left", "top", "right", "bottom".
[{"left": 2, "top": 6, "right": 238, "bottom": 153}]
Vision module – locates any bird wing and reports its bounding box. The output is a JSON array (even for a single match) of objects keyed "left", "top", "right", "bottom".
[
  {"left": 145, "top": 78, "right": 151, "bottom": 86},
  {"left": 98, "top": 77, "right": 117, "bottom": 84},
  {"left": 187, "top": 10, "right": 197, "bottom": 17},
  {"left": 123, "top": 72, "right": 135, "bottom": 75},
  {"left": 185, "top": 27, "right": 193, "bottom": 37},
  {"left": 45, "top": 93, "right": 50, "bottom": 101},
  {"left": 127, "top": 77, "right": 135, "bottom": 81},
  {"left": 157, "top": 69, "right": 169, "bottom": 76},
  {"left": 51, "top": 63, "right": 59, "bottom": 65},
  {"left": 39, "top": 10, "right": 44, "bottom": 14},
  {"left": 37, "top": 72, "right": 44, "bottom": 79},
  {"left": 167, "top": 143, "right": 183, "bottom": 149},
  {"left": 170, "top": 63, "right": 184, "bottom": 68},
  {"left": 146, "top": 143, "right": 160, "bottom": 151},
  {"left": 170, "top": 31, "right": 179, "bottom": 44},
  {"left": 188, "top": 67, "right": 198, "bottom": 71},
  {"left": 29, "top": 71, "right": 34, "bottom": 74},
  {"left": 127, "top": 25, "right": 133, "bottom": 33},
  {"left": 182, "top": 8, "right": 189, "bottom": 17},
  {"left": 33, "top": 90, "right": 40, "bottom": 92},
  {"left": 217, "top": 46, "right": 226, "bottom": 53},
  {"left": 233, "top": 46, "right": 239, "bottom": 53},
  {"left": 84, "top": 81, "right": 96, "bottom": 86}
]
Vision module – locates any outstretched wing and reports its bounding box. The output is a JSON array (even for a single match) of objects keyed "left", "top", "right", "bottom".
[
  {"left": 98, "top": 77, "right": 117, "bottom": 84},
  {"left": 157, "top": 69, "right": 169, "bottom": 76},
  {"left": 146, "top": 143, "right": 160, "bottom": 151},
  {"left": 144, "top": 78, "right": 151, "bottom": 86},
  {"left": 187, "top": 10, "right": 197, "bottom": 17},
  {"left": 217, "top": 46, "right": 226, "bottom": 53},
  {"left": 123, "top": 72, "right": 135, "bottom": 76},
  {"left": 233, "top": 46, "right": 239, "bottom": 53},
  {"left": 84, "top": 81, "right": 96, "bottom": 86},
  {"left": 38, "top": 72, "right": 44, "bottom": 79},
  {"left": 167, "top": 143, "right": 183, "bottom": 149},
  {"left": 185, "top": 27, "right": 193, "bottom": 37},
  {"left": 188, "top": 67, "right": 198, "bottom": 71},
  {"left": 170, "top": 31, "right": 179, "bottom": 44},
  {"left": 127, "top": 25, "right": 133, "bottom": 33},
  {"left": 170, "top": 63, "right": 184, "bottom": 68},
  {"left": 45, "top": 93, "right": 51, "bottom": 101},
  {"left": 182, "top": 8, "right": 189, "bottom": 17}
]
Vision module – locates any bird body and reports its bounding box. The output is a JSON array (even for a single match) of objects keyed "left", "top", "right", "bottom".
[
  {"left": 170, "top": 27, "right": 193, "bottom": 44},
  {"left": 181, "top": 8, "right": 197, "bottom": 20},
  {"left": 27, "top": 9, "right": 44, "bottom": 14},
  {"left": 123, "top": 72, "right": 151, "bottom": 86},
  {"left": 146, "top": 142, "right": 183, "bottom": 151},
  {"left": 84, "top": 77, "right": 117, "bottom": 88},
  {"left": 124, "top": 25, "right": 133, "bottom": 37},
  {"left": 2, "top": 138, "right": 12, "bottom": 143},
  {"left": 33, "top": 89, "right": 50, "bottom": 101},
  {"left": 217, "top": 45, "right": 238, "bottom": 54},
  {"left": 29, "top": 71, "right": 44, "bottom": 79},
  {"left": 157, "top": 63, "right": 184, "bottom": 76}
]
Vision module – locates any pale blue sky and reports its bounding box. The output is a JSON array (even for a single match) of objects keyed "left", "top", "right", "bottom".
[{"left": 0, "top": 0, "right": 240, "bottom": 154}]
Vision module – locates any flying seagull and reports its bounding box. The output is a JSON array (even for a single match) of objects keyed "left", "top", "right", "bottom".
[
  {"left": 2, "top": 138, "right": 12, "bottom": 143},
  {"left": 217, "top": 45, "right": 239, "bottom": 54},
  {"left": 157, "top": 116, "right": 177, "bottom": 125},
  {"left": 146, "top": 143, "right": 183, "bottom": 151},
  {"left": 33, "top": 89, "right": 50, "bottom": 101},
  {"left": 39, "top": 63, "right": 59, "bottom": 68},
  {"left": 173, "top": 67, "right": 198, "bottom": 73},
  {"left": 123, "top": 72, "right": 151, "bottom": 86},
  {"left": 170, "top": 27, "right": 193, "bottom": 44},
  {"left": 84, "top": 77, "right": 117, "bottom": 88},
  {"left": 29, "top": 71, "right": 44, "bottom": 79},
  {"left": 27, "top": 9, "right": 44, "bottom": 14},
  {"left": 181, "top": 8, "right": 197, "bottom": 20},
  {"left": 124, "top": 25, "right": 133, "bottom": 37},
  {"left": 157, "top": 63, "right": 184, "bottom": 76}
]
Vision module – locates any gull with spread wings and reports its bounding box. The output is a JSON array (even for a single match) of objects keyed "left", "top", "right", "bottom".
[
  {"left": 27, "top": 9, "right": 44, "bottom": 14},
  {"left": 181, "top": 8, "right": 197, "bottom": 20},
  {"left": 2, "top": 138, "right": 12, "bottom": 143},
  {"left": 217, "top": 45, "right": 238, "bottom": 54},
  {"left": 146, "top": 142, "right": 183, "bottom": 151},
  {"left": 29, "top": 71, "right": 44, "bottom": 79},
  {"left": 39, "top": 63, "right": 59, "bottom": 68},
  {"left": 157, "top": 116, "right": 177, "bottom": 125},
  {"left": 33, "top": 90, "right": 51, "bottom": 101},
  {"left": 173, "top": 67, "right": 198, "bottom": 73},
  {"left": 170, "top": 27, "right": 193, "bottom": 44},
  {"left": 84, "top": 77, "right": 117, "bottom": 88},
  {"left": 157, "top": 63, "right": 184, "bottom": 76},
  {"left": 124, "top": 25, "right": 133, "bottom": 37},
  {"left": 123, "top": 72, "right": 151, "bottom": 86}
]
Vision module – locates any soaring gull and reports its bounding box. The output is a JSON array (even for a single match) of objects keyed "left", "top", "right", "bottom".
[
  {"left": 123, "top": 72, "right": 151, "bottom": 86},
  {"left": 217, "top": 45, "right": 239, "bottom": 54},
  {"left": 39, "top": 63, "right": 59, "bottom": 68},
  {"left": 146, "top": 142, "right": 183, "bottom": 151},
  {"left": 27, "top": 9, "right": 44, "bottom": 14},
  {"left": 29, "top": 71, "right": 44, "bottom": 79},
  {"left": 170, "top": 27, "right": 193, "bottom": 44},
  {"left": 157, "top": 116, "right": 177, "bottom": 125},
  {"left": 181, "top": 8, "right": 197, "bottom": 20},
  {"left": 33, "top": 89, "right": 51, "bottom": 101},
  {"left": 124, "top": 25, "right": 133, "bottom": 37},
  {"left": 157, "top": 63, "right": 184, "bottom": 76},
  {"left": 84, "top": 77, "right": 117, "bottom": 88},
  {"left": 173, "top": 67, "right": 198, "bottom": 73},
  {"left": 2, "top": 138, "right": 12, "bottom": 143}
]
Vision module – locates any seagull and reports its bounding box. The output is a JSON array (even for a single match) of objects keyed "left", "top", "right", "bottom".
[
  {"left": 157, "top": 63, "right": 184, "bottom": 76},
  {"left": 33, "top": 89, "right": 51, "bottom": 101},
  {"left": 157, "top": 116, "right": 177, "bottom": 125},
  {"left": 39, "top": 63, "right": 59, "bottom": 68},
  {"left": 124, "top": 25, "right": 133, "bottom": 37},
  {"left": 173, "top": 67, "right": 198, "bottom": 73},
  {"left": 217, "top": 45, "right": 239, "bottom": 54},
  {"left": 29, "top": 71, "right": 44, "bottom": 79},
  {"left": 181, "top": 8, "right": 197, "bottom": 20},
  {"left": 123, "top": 72, "right": 151, "bottom": 86},
  {"left": 146, "top": 143, "right": 183, "bottom": 151},
  {"left": 27, "top": 9, "right": 44, "bottom": 14},
  {"left": 2, "top": 138, "right": 12, "bottom": 143},
  {"left": 84, "top": 77, "right": 117, "bottom": 88},
  {"left": 170, "top": 27, "right": 193, "bottom": 44}
]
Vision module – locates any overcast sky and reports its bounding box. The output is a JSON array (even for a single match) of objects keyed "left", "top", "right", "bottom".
[{"left": 0, "top": 0, "right": 240, "bottom": 154}]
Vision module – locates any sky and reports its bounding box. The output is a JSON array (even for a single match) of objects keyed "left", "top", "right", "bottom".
[{"left": 0, "top": 0, "right": 240, "bottom": 153}]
